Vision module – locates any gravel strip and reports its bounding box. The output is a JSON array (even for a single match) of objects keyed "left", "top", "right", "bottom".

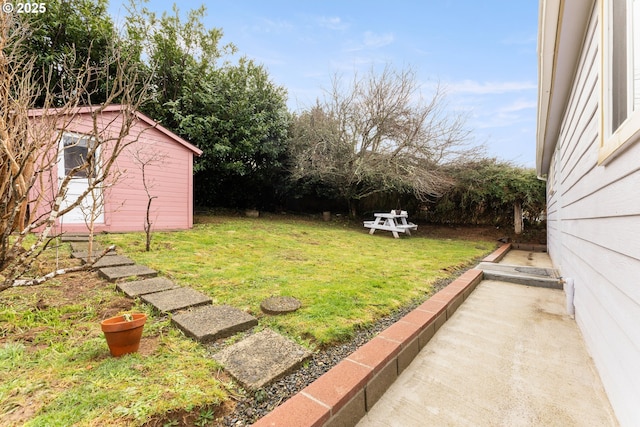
[{"left": 216, "top": 268, "right": 472, "bottom": 426}]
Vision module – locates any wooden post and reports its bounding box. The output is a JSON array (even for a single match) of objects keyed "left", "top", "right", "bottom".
[{"left": 514, "top": 201, "right": 523, "bottom": 235}]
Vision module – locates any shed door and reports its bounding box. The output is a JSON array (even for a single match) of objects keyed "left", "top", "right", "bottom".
[{"left": 57, "top": 132, "right": 104, "bottom": 224}]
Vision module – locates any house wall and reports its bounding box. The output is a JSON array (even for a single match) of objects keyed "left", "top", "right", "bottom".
[
  {"left": 547, "top": 5, "right": 640, "bottom": 425},
  {"left": 31, "top": 110, "right": 196, "bottom": 233}
]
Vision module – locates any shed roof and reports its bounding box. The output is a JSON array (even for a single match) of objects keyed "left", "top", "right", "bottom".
[{"left": 28, "top": 104, "right": 203, "bottom": 156}]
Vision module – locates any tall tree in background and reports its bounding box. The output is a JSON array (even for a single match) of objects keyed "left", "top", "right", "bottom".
[
  {"left": 124, "top": 3, "right": 291, "bottom": 208},
  {"left": 124, "top": 3, "right": 232, "bottom": 129},
  {"left": 289, "top": 65, "right": 482, "bottom": 217},
  {"left": 17, "top": 0, "right": 116, "bottom": 106},
  {"left": 175, "top": 58, "right": 290, "bottom": 208}
]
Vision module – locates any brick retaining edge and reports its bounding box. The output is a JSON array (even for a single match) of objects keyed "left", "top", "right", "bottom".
[
  {"left": 482, "top": 242, "right": 511, "bottom": 263},
  {"left": 251, "top": 246, "right": 506, "bottom": 426}
]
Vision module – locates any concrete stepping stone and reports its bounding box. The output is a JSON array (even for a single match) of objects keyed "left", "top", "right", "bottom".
[
  {"left": 98, "top": 264, "right": 158, "bottom": 281},
  {"left": 71, "top": 249, "right": 116, "bottom": 259},
  {"left": 213, "top": 329, "right": 311, "bottom": 390},
  {"left": 140, "top": 287, "right": 211, "bottom": 313},
  {"left": 171, "top": 305, "right": 258, "bottom": 342},
  {"left": 116, "top": 277, "right": 180, "bottom": 297},
  {"left": 260, "top": 296, "right": 301, "bottom": 315},
  {"left": 70, "top": 242, "right": 103, "bottom": 252},
  {"left": 61, "top": 234, "right": 90, "bottom": 242},
  {"left": 81, "top": 255, "right": 134, "bottom": 268},
  {"left": 172, "top": 305, "right": 258, "bottom": 343}
]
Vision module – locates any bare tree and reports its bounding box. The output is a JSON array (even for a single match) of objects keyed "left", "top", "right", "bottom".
[
  {"left": 131, "top": 144, "right": 167, "bottom": 251},
  {"left": 0, "top": 12, "right": 149, "bottom": 291},
  {"left": 289, "top": 65, "right": 483, "bottom": 217}
]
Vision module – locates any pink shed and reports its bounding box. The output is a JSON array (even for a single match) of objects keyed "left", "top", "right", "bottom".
[{"left": 28, "top": 105, "right": 202, "bottom": 233}]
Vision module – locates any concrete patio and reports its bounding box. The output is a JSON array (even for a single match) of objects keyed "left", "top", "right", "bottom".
[{"left": 357, "top": 250, "right": 618, "bottom": 426}]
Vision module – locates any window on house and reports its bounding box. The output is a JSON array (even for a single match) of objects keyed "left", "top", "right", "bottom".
[
  {"left": 61, "top": 133, "right": 96, "bottom": 178},
  {"left": 601, "top": 0, "right": 640, "bottom": 163}
]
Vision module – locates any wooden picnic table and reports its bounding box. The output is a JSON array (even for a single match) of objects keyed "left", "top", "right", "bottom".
[{"left": 363, "top": 210, "right": 418, "bottom": 238}]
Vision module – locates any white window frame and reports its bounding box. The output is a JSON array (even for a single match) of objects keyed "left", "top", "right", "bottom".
[
  {"left": 600, "top": 0, "right": 640, "bottom": 164},
  {"left": 59, "top": 131, "right": 98, "bottom": 179}
]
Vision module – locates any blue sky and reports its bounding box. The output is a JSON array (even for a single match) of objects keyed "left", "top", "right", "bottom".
[{"left": 109, "top": 1, "right": 539, "bottom": 166}]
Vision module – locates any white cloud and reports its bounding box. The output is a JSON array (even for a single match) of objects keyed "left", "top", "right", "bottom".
[
  {"left": 344, "top": 31, "right": 395, "bottom": 52},
  {"left": 499, "top": 99, "right": 537, "bottom": 113},
  {"left": 253, "top": 18, "right": 294, "bottom": 34},
  {"left": 318, "top": 16, "right": 348, "bottom": 31},
  {"left": 362, "top": 31, "right": 395, "bottom": 49},
  {"left": 446, "top": 79, "right": 536, "bottom": 95}
]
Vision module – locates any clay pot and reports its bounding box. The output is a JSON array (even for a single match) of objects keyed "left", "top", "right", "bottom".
[{"left": 100, "top": 313, "right": 147, "bottom": 357}]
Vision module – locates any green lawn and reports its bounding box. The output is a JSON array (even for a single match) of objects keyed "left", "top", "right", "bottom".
[
  {"left": 0, "top": 214, "right": 495, "bottom": 426},
  {"left": 101, "top": 214, "right": 494, "bottom": 346}
]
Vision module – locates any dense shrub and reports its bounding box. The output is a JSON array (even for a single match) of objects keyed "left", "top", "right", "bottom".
[{"left": 424, "top": 159, "right": 546, "bottom": 226}]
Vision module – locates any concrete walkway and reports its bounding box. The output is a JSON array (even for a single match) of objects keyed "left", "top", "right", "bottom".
[{"left": 357, "top": 251, "right": 618, "bottom": 426}]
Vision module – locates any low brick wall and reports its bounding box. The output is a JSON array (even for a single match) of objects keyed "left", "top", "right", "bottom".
[
  {"left": 253, "top": 267, "right": 486, "bottom": 427},
  {"left": 482, "top": 242, "right": 512, "bottom": 263}
]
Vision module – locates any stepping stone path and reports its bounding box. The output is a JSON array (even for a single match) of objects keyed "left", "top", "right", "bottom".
[
  {"left": 173, "top": 305, "right": 258, "bottom": 342},
  {"left": 80, "top": 255, "right": 135, "bottom": 269},
  {"left": 98, "top": 264, "right": 158, "bottom": 281},
  {"left": 141, "top": 287, "right": 212, "bottom": 313},
  {"left": 66, "top": 233, "right": 309, "bottom": 389},
  {"left": 61, "top": 234, "right": 94, "bottom": 242},
  {"left": 69, "top": 241, "right": 104, "bottom": 252},
  {"left": 213, "top": 329, "right": 311, "bottom": 390},
  {"left": 72, "top": 249, "right": 116, "bottom": 259},
  {"left": 117, "top": 277, "right": 180, "bottom": 297},
  {"left": 261, "top": 296, "right": 301, "bottom": 315}
]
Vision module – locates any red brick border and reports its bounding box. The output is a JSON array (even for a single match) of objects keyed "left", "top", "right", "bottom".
[
  {"left": 482, "top": 242, "right": 511, "bottom": 263},
  {"left": 252, "top": 248, "right": 509, "bottom": 426}
]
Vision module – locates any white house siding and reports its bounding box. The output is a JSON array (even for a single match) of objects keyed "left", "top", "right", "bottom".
[{"left": 547, "top": 5, "right": 640, "bottom": 425}]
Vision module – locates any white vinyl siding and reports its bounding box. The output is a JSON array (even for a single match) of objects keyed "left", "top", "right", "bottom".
[
  {"left": 601, "top": 0, "right": 640, "bottom": 163},
  {"left": 548, "top": 3, "right": 640, "bottom": 425}
]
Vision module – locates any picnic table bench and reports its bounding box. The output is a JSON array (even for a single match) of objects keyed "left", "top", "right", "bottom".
[{"left": 363, "top": 210, "right": 418, "bottom": 238}]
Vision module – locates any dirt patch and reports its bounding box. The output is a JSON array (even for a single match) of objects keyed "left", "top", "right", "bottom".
[
  {"left": 137, "top": 335, "right": 160, "bottom": 356},
  {"left": 143, "top": 401, "right": 236, "bottom": 427},
  {"left": 98, "top": 297, "right": 135, "bottom": 319}
]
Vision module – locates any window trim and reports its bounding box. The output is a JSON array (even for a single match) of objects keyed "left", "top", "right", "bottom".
[
  {"left": 600, "top": 0, "right": 640, "bottom": 164},
  {"left": 59, "top": 131, "right": 99, "bottom": 180}
]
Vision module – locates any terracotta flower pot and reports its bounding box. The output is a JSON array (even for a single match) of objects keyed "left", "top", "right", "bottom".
[{"left": 100, "top": 313, "right": 147, "bottom": 357}]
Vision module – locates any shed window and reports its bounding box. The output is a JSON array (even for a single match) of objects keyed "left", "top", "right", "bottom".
[
  {"left": 61, "top": 133, "right": 96, "bottom": 178},
  {"left": 601, "top": 0, "right": 640, "bottom": 163}
]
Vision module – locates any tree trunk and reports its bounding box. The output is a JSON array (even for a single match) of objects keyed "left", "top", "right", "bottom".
[
  {"left": 514, "top": 201, "right": 523, "bottom": 235},
  {"left": 348, "top": 199, "right": 358, "bottom": 219}
]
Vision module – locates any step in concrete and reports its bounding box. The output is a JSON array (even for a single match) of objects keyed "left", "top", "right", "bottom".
[
  {"left": 70, "top": 242, "right": 104, "bottom": 252},
  {"left": 477, "top": 262, "right": 562, "bottom": 289},
  {"left": 72, "top": 249, "right": 116, "bottom": 259},
  {"left": 81, "top": 255, "right": 135, "bottom": 268},
  {"left": 116, "top": 277, "right": 180, "bottom": 297},
  {"left": 172, "top": 305, "right": 258, "bottom": 343},
  {"left": 98, "top": 264, "right": 158, "bottom": 281},
  {"left": 140, "top": 287, "right": 211, "bottom": 313},
  {"left": 213, "top": 329, "right": 311, "bottom": 390}
]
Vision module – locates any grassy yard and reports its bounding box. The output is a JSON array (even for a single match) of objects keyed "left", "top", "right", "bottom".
[
  {"left": 101, "top": 214, "right": 495, "bottom": 346},
  {"left": 1, "top": 214, "right": 496, "bottom": 426}
]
